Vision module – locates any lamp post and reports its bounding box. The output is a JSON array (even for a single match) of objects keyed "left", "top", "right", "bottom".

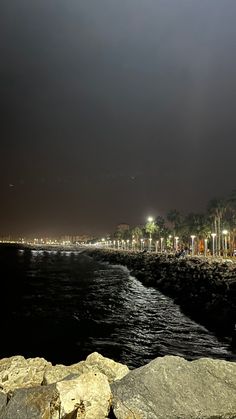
[
  {"left": 211, "top": 233, "right": 216, "bottom": 257},
  {"left": 222, "top": 230, "right": 228, "bottom": 257},
  {"left": 140, "top": 238, "right": 144, "bottom": 251},
  {"left": 147, "top": 216, "right": 154, "bottom": 251},
  {"left": 160, "top": 237, "right": 164, "bottom": 252},
  {"left": 174, "top": 236, "right": 179, "bottom": 252},
  {"left": 190, "top": 235, "right": 196, "bottom": 256}
]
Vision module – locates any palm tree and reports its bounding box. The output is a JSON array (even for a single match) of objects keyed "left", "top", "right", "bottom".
[
  {"left": 145, "top": 219, "right": 158, "bottom": 251},
  {"left": 166, "top": 209, "right": 184, "bottom": 247},
  {"left": 131, "top": 226, "right": 143, "bottom": 249},
  {"left": 207, "top": 198, "right": 227, "bottom": 255},
  {"left": 226, "top": 190, "right": 236, "bottom": 254},
  {"left": 185, "top": 213, "right": 211, "bottom": 254}
]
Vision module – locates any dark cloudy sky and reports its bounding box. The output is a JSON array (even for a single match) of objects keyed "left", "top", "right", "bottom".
[{"left": 1, "top": 0, "right": 236, "bottom": 236}]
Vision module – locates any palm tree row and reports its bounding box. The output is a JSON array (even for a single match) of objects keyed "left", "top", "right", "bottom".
[{"left": 112, "top": 189, "right": 236, "bottom": 255}]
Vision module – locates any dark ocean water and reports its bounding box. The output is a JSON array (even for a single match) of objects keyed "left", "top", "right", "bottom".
[{"left": 1, "top": 245, "right": 235, "bottom": 368}]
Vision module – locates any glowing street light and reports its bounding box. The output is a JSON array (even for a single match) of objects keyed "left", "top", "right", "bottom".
[
  {"left": 190, "top": 235, "right": 196, "bottom": 256},
  {"left": 222, "top": 230, "right": 228, "bottom": 256},
  {"left": 211, "top": 233, "right": 216, "bottom": 257},
  {"left": 160, "top": 237, "right": 164, "bottom": 252},
  {"left": 140, "top": 238, "right": 144, "bottom": 251},
  {"left": 147, "top": 216, "right": 154, "bottom": 251},
  {"left": 174, "top": 236, "right": 179, "bottom": 252}
]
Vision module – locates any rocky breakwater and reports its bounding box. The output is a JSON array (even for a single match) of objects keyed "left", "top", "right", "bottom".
[
  {"left": 1, "top": 353, "right": 236, "bottom": 418},
  {"left": 86, "top": 249, "right": 236, "bottom": 337}
]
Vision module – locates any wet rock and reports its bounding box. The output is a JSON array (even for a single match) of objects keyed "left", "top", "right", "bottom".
[
  {"left": 1, "top": 384, "right": 60, "bottom": 419},
  {"left": 56, "top": 371, "right": 111, "bottom": 419},
  {"left": 111, "top": 355, "right": 236, "bottom": 419},
  {"left": 0, "top": 356, "right": 51, "bottom": 393}
]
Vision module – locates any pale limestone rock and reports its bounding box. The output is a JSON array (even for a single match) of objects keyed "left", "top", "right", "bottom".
[
  {"left": 112, "top": 355, "right": 236, "bottom": 419},
  {"left": 56, "top": 371, "right": 111, "bottom": 419},
  {"left": 84, "top": 352, "right": 129, "bottom": 383},
  {"left": 0, "top": 356, "right": 51, "bottom": 393},
  {"left": 44, "top": 352, "right": 129, "bottom": 385},
  {"left": 43, "top": 362, "right": 86, "bottom": 385}
]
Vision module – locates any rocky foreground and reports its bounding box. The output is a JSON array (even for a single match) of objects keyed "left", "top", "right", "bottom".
[
  {"left": 85, "top": 249, "right": 236, "bottom": 337},
  {"left": 0, "top": 352, "right": 236, "bottom": 418}
]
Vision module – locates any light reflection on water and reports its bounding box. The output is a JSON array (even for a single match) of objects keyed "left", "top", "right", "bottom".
[{"left": 1, "top": 247, "right": 236, "bottom": 367}]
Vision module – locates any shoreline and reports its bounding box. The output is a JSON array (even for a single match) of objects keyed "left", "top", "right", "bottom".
[{"left": 85, "top": 248, "right": 236, "bottom": 341}]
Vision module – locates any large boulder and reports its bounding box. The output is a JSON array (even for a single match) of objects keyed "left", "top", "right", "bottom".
[
  {"left": 43, "top": 362, "right": 86, "bottom": 385},
  {"left": 0, "top": 356, "right": 51, "bottom": 393},
  {"left": 44, "top": 352, "right": 129, "bottom": 385},
  {"left": 111, "top": 355, "right": 236, "bottom": 419},
  {"left": 1, "top": 371, "right": 112, "bottom": 419},
  {"left": 1, "top": 384, "right": 60, "bottom": 419},
  {"left": 84, "top": 352, "right": 129, "bottom": 383},
  {"left": 56, "top": 371, "right": 111, "bottom": 418}
]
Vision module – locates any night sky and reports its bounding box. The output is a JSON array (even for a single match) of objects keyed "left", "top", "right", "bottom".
[{"left": 1, "top": 0, "right": 236, "bottom": 237}]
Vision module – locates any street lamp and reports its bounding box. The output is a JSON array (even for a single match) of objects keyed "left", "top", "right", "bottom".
[
  {"left": 147, "top": 216, "right": 154, "bottom": 251},
  {"left": 174, "top": 236, "right": 179, "bottom": 252},
  {"left": 140, "top": 238, "right": 144, "bottom": 251},
  {"left": 160, "top": 237, "right": 164, "bottom": 252},
  {"left": 190, "top": 235, "right": 196, "bottom": 256},
  {"left": 211, "top": 233, "right": 216, "bottom": 257},
  {"left": 222, "top": 230, "right": 228, "bottom": 257}
]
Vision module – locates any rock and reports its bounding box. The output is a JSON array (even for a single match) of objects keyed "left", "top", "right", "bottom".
[
  {"left": 43, "top": 362, "right": 86, "bottom": 385},
  {"left": 56, "top": 371, "right": 111, "bottom": 419},
  {"left": 111, "top": 355, "right": 236, "bottom": 419},
  {"left": 1, "top": 384, "right": 60, "bottom": 419},
  {"left": 44, "top": 352, "right": 129, "bottom": 385},
  {"left": 84, "top": 352, "right": 129, "bottom": 383},
  {"left": 0, "top": 392, "right": 7, "bottom": 417},
  {"left": 0, "top": 356, "right": 52, "bottom": 393}
]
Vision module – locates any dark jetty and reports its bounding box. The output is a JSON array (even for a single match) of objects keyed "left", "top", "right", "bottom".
[{"left": 86, "top": 249, "right": 236, "bottom": 340}]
